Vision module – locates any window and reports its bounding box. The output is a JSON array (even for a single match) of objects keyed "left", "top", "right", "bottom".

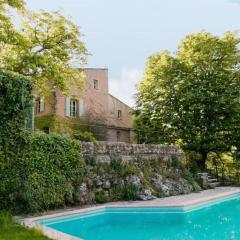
[
  {"left": 117, "top": 110, "right": 122, "bottom": 119},
  {"left": 70, "top": 99, "right": 77, "bottom": 117},
  {"left": 93, "top": 79, "right": 99, "bottom": 90},
  {"left": 116, "top": 131, "right": 121, "bottom": 142},
  {"left": 43, "top": 127, "right": 50, "bottom": 134},
  {"left": 37, "top": 97, "right": 45, "bottom": 113}
]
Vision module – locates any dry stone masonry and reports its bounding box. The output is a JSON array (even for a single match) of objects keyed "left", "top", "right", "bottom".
[
  {"left": 82, "top": 142, "right": 183, "bottom": 163},
  {"left": 76, "top": 142, "right": 200, "bottom": 204}
]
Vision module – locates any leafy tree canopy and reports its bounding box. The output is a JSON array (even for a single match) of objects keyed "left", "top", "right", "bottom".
[
  {"left": 0, "top": 3, "right": 88, "bottom": 94},
  {"left": 0, "top": 0, "right": 24, "bottom": 42},
  {"left": 134, "top": 32, "right": 240, "bottom": 168}
]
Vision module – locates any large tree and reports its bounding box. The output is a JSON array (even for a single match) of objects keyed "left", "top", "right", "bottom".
[
  {"left": 0, "top": 0, "right": 24, "bottom": 42},
  {"left": 0, "top": 5, "right": 88, "bottom": 94},
  {"left": 134, "top": 32, "right": 240, "bottom": 169}
]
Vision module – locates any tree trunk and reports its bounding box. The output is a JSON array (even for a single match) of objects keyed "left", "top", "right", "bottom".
[{"left": 198, "top": 151, "right": 208, "bottom": 171}]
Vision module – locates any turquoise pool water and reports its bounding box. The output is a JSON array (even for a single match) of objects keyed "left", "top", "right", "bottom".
[{"left": 39, "top": 194, "right": 240, "bottom": 240}]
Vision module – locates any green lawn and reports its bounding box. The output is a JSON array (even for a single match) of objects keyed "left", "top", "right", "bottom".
[{"left": 0, "top": 212, "right": 51, "bottom": 240}]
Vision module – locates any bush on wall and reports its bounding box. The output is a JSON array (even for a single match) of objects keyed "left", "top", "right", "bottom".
[
  {"left": 0, "top": 70, "right": 33, "bottom": 136},
  {"left": 0, "top": 71, "right": 33, "bottom": 174},
  {"left": 0, "top": 132, "right": 84, "bottom": 213},
  {"left": 0, "top": 70, "right": 33, "bottom": 212}
]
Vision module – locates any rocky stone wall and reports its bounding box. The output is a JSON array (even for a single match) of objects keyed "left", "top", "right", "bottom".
[
  {"left": 82, "top": 141, "right": 182, "bottom": 163},
  {"left": 76, "top": 156, "right": 201, "bottom": 204},
  {"left": 74, "top": 142, "right": 200, "bottom": 204}
]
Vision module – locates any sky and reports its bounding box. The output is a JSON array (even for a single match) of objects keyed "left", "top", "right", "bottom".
[{"left": 24, "top": 0, "right": 240, "bottom": 106}]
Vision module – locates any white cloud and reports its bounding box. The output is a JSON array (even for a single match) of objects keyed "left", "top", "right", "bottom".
[{"left": 109, "top": 67, "right": 142, "bottom": 108}]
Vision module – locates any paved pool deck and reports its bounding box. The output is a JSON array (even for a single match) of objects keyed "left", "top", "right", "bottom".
[{"left": 20, "top": 187, "right": 240, "bottom": 240}]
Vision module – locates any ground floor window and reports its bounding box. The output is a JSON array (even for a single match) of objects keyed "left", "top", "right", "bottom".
[
  {"left": 43, "top": 127, "right": 50, "bottom": 134},
  {"left": 116, "top": 130, "right": 121, "bottom": 142}
]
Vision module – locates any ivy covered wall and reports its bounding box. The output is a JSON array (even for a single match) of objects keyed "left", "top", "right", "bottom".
[{"left": 35, "top": 113, "right": 107, "bottom": 142}]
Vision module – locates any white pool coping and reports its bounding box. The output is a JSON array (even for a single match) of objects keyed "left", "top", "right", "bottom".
[{"left": 19, "top": 187, "right": 240, "bottom": 240}]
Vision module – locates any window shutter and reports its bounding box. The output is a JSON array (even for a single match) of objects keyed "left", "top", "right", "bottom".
[
  {"left": 40, "top": 97, "right": 45, "bottom": 112},
  {"left": 79, "top": 98, "right": 84, "bottom": 117},
  {"left": 65, "top": 97, "right": 70, "bottom": 117}
]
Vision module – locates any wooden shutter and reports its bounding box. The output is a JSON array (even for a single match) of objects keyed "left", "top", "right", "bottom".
[
  {"left": 65, "top": 97, "right": 70, "bottom": 117},
  {"left": 79, "top": 98, "right": 84, "bottom": 117}
]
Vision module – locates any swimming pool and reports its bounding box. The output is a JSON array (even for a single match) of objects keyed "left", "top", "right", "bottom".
[{"left": 38, "top": 194, "right": 240, "bottom": 240}]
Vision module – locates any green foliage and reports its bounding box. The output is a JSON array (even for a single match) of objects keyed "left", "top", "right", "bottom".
[
  {"left": 185, "top": 151, "right": 202, "bottom": 174},
  {"left": 0, "top": 132, "right": 84, "bottom": 213},
  {"left": 73, "top": 131, "right": 97, "bottom": 144},
  {"left": 110, "top": 158, "right": 126, "bottom": 177},
  {"left": 171, "top": 155, "right": 182, "bottom": 169},
  {"left": 0, "top": 70, "right": 33, "bottom": 135},
  {"left": 0, "top": 212, "right": 51, "bottom": 240},
  {"left": 207, "top": 151, "right": 240, "bottom": 184},
  {"left": 35, "top": 114, "right": 102, "bottom": 142},
  {"left": 134, "top": 31, "right": 240, "bottom": 169},
  {"left": 0, "top": 5, "right": 87, "bottom": 94},
  {"left": 95, "top": 192, "right": 108, "bottom": 203},
  {"left": 0, "top": 71, "right": 33, "bottom": 193},
  {"left": 111, "top": 186, "right": 124, "bottom": 201},
  {"left": 122, "top": 183, "right": 139, "bottom": 201},
  {"left": 124, "top": 164, "right": 140, "bottom": 175},
  {"left": 0, "top": 0, "right": 24, "bottom": 44}
]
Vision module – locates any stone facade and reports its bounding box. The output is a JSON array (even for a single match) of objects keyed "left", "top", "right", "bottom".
[
  {"left": 82, "top": 141, "right": 182, "bottom": 163},
  {"left": 35, "top": 68, "right": 134, "bottom": 142}
]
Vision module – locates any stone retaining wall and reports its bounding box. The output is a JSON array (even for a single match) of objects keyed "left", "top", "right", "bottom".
[{"left": 82, "top": 141, "right": 182, "bottom": 163}]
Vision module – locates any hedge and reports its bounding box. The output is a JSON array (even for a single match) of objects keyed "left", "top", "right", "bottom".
[
  {"left": 0, "top": 70, "right": 32, "bottom": 136},
  {"left": 0, "top": 132, "right": 84, "bottom": 213}
]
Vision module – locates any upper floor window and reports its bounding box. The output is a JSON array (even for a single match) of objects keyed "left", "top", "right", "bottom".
[
  {"left": 93, "top": 79, "right": 99, "bottom": 90},
  {"left": 37, "top": 97, "right": 45, "bottom": 113},
  {"left": 117, "top": 110, "right": 122, "bottom": 119},
  {"left": 70, "top": 99, "right": 77, "bottom": 117}
]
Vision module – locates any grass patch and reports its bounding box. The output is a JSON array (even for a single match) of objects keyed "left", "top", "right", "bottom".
[{"left": 0, "top": 212, "right": 51, "bottom": 240}]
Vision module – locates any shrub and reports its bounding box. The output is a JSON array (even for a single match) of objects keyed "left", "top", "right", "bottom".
[
  {"left": 95, "top": 192, "right": 108, "bottom": 203},
  {"left": 0, "top": 70, "right": 33, "bottom": 169},
  {"left": 73, "top": 131, "right": 97, "bottom": 144},
  {"left": 110, "top": 159, "right": 125, "bottom": 177},
  {"left": 122, "top": 183, "right": 139, "bottom": 201},
  {"left": 0, "top": 132, "right": 84, "bottom": 213},
  {"left": 171, "top": 155, "right": 182, "bottom": 169},
  {"left": 0, "top": 70, "right": 33, "bottom": 136}
]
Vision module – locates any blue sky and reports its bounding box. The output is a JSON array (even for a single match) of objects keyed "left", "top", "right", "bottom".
[{"left": 25, "top": 0, "right": 240, "bottom": 106}]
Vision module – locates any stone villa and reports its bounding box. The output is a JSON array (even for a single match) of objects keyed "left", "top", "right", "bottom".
[{"left": 35, "top": 68, "right": 134, "bottom": 143}]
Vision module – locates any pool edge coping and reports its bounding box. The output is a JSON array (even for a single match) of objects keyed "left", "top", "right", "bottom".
[{"left": 18, "top": 187, "right": 240, "bottom": 240}]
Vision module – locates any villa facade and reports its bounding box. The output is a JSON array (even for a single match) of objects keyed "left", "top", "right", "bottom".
[{"left": 35, "top": 68, "right": 134, "bottom": 143}]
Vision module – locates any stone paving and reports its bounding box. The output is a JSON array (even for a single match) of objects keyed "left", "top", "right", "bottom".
[
  {"left": 108, "top": 186, "right": 240, "bottom": 208},
  {"left": 20, "top": 187, "right": 240, "bottom": 240}
]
